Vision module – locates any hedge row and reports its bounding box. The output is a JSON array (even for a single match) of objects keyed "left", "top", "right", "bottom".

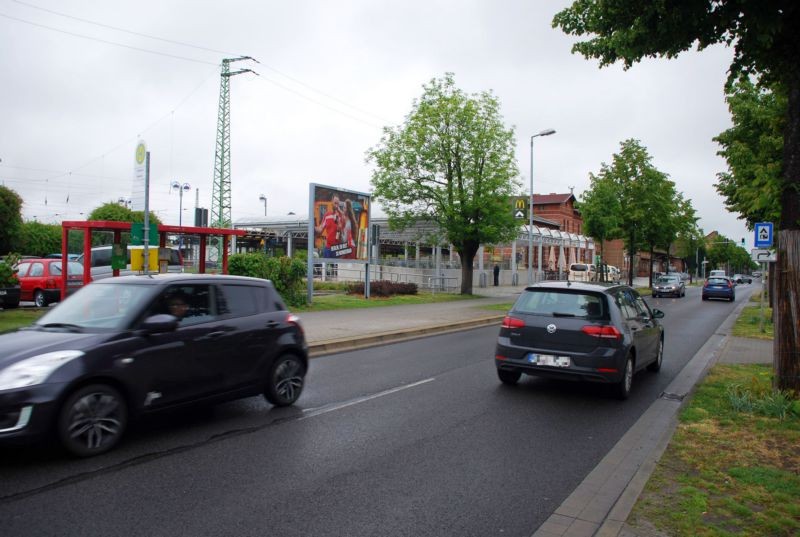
[{"left": 345, "top": 280, "right": 418, "bottom": 297}]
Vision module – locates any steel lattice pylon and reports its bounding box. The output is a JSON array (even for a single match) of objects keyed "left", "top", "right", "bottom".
[{"left": 210, "top": 57, "right": 256, "bottom": 230}]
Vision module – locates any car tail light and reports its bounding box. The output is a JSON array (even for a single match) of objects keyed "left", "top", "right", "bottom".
[
  {"left": 581, "top": 325, "right": 622, "bottom": 340},
  {"left": 287, "top": 313, "right": 304, "bottom": 336},
  {"left": 45, "top": 278, "right": 57, "bottom": 289},
  {"left": 501, "top": 316, "right": 525, "bottom": 329}
]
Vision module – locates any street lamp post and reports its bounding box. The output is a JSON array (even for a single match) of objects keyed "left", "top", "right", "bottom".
[
  {"left": 528, "top": 129, "right": 556, "bottom": 284},
  {"left": 259, "top": 194, "right": 267, "bottom": 216},
  {"left": 172, "top": 181, "right": 191, "bottom": 271}
]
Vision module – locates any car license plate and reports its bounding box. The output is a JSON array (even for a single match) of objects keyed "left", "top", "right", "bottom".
[{"left": 528, "top": 353, "right": 570, "bottom": 367}]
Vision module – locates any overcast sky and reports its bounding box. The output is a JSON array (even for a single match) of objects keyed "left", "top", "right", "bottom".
[{"left": 0, "top": 0, "right": 755, "bottom": 249}]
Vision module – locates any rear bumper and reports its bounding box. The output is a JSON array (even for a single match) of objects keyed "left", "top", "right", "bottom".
[{"left": 495, "top": 343, "right": 625, "bottom": 384}]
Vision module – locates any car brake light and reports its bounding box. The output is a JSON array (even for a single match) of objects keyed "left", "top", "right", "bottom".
[
  {"left": 287, "top": 313, "right": 304, "bottom": 336},
  {"left": 581, "top": 325, "right": 622, "bottom": 340},
  {"left": 501, "top": 316, "right": 525, "bottom": 329}
]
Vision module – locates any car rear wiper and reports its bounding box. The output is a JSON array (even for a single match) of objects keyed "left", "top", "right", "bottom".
[
  {"left": 38, "top": 323, "right": 85, "bottom": 333},
  {"left": 552, "top": 312, "right": 576, "bottom": 317}
]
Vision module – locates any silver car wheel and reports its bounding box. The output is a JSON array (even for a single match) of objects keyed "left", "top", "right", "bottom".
[{"left": 59, "top": 385, "right": 127, "bottom": 457}]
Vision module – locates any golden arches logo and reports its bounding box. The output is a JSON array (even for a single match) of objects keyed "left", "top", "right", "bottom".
[{"left": 515, "top": 198, "right": 526, "bottom": 210}]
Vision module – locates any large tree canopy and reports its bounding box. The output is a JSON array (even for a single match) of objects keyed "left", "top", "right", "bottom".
[
  {"left": 367, "top": 74, "right": 521, "bottom": 294},
  {"left": 714, "top": 78, "right": 785, "bottom": 227},
  {"left": 553, "top": 1, "right": 800, "bottom": 391}
]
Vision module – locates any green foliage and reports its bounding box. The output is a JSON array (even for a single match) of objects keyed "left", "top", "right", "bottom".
[
  {"left": 228, "top": 253, "right": 307, "bottom": 307},
  {"left": 0, "top": 252, "right": 20, "bottom": 287},
  {"left": 367, "top": 73, "right": 521, "bottom": 294},
  {"left": 345, "top": 280, "right": 418, "bottom": 297},
  {"left": 0, "top": 186, "right": 23, "bottom": 255},
  {"left": 714, "top": 78, "right": 785, "bottom": 228},
  {"left": 551, "top": 1, "right": 799, "bottom": 86},
  {"left": 88, "top": 202, "right": 162, "bottom": 226},
  {"left": 87, "top": 202, "right": 163, "bottom": 246},
  {"left": 582, "top": 139, "right": 697, "bottom": 281},
  {"left": 16, "top": 221, "right": 62, "bottom": 257}
]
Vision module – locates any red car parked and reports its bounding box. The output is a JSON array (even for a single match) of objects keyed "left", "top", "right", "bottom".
[{"left": 15, "top": 259, "right": 84, "bottom": 307}]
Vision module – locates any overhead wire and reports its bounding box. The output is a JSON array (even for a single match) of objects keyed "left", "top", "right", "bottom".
[{"left": 9, "top": 0, "right": 393, "bottom": 124}]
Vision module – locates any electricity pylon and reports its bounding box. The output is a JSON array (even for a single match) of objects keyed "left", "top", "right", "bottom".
[{"left": 210, "top": 56, "right": 256, "bottom": 229}]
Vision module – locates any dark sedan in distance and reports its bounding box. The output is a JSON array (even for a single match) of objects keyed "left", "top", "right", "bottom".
[
  {"left": 495, "top": 282, "right": 664, "bottom": 399},
  {"left": 0, "top": 274, "right": 308, "bottom": 456}
]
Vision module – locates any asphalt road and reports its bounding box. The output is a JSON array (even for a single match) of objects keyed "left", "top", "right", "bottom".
[{"left": 0, "top": 284, "right": 754, "bottom": 537}]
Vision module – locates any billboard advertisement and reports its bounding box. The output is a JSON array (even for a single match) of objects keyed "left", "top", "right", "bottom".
[{"left": 309, "top": 184, "right": 370, "bottom": 261}]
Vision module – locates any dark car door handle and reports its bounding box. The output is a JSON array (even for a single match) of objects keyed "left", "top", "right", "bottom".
[
  {"left": 265, "top": 321, "right": 279, "bottom": 329},
  {"left": 197, "top": 331, "right": 226, "bottom": 341}
]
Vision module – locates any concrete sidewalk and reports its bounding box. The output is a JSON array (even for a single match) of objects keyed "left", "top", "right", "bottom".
[{"left": 301, "top": 284, "right": 521, "bottom": 356}]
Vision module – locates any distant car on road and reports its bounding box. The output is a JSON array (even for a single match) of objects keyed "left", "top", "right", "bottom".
[
  {"left": 495, "top": 281, "right": 665, "bottom": 399},
  {"left": 702, "top": 277, "right": 735, "bottom": 302},
  {"left": 732, "top": 274, "right": 752, "bottom": 284},
  {"left": 15, "top": 258, "right": 84, "bottom": 307},
  {"left": 708, "top": 269, "right": 727, "bottom": 278},
  {"left": 0, "top": 274, "right": 308, "bottom": 456},
  {"left": 652, "top": 274, "right": 685, "bottom": 298}
]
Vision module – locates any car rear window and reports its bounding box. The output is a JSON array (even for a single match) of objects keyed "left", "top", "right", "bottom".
[
  {"left": 49, "top": 261, "right": 84, "bottom": 275},
  {"left": 707, "top": 278, "right": 730, "bottom": 285},
  {"left": 513, "top": 290, "right": 608, "bottom": 319},
  {"left": 570, "top": 264, "right": 588, "bottom": 272}
]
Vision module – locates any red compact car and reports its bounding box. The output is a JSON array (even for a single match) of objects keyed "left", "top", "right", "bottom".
[{"left": 15, "top": 259, "right": 85, "bottom": 307}]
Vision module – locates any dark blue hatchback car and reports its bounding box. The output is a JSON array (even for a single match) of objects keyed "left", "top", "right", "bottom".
[
  {"left": 0, "top": 274, "right": 308, "bottom": 456},
  {"left": 702, "top": 277, "right": 736, "bottom": 302}
]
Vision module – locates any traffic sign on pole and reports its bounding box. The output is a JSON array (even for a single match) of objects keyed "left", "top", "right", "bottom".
[{"left": 754, "top": 222, "right": 773, "bottom": 248}]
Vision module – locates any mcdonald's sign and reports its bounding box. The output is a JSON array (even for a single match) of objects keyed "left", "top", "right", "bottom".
[{"left": 511, "top": 196, "right": 528, "bottom": 219}]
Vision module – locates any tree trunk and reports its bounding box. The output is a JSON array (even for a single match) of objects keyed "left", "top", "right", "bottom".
[
  {"left": 648, "top": 246, "right": 655, "bottom": 287},
  {"left": 774, "top": 77, "right": 800, "bottom": 392},
  {"left": 458, "top": 240, "right": 480, "bottom": 295}
]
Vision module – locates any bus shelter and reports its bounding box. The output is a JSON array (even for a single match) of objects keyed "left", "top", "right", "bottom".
[{"left": 59, "top": 220, "right": 246, "bottom": 300}]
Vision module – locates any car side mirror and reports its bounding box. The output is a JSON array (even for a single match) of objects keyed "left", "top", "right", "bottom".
[
  {"left": 140, "top": 314, "right": 179, "bottom": 334},
  {"left": 651, "top": 309, "right": 665, "bottom": 319}
]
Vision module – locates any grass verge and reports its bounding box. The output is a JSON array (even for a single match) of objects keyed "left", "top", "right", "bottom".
[
  {"left": 0, "top": 309, "right": 46, "bottom": 333},
  {"left": 628, "top": 365, "right": 800, "bottom": 536},
  {"left": 732, "top": 305, "right": 774, "bottom": 340}
]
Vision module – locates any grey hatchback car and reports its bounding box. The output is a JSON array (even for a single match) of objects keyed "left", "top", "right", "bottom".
[
  {"left": 0, "top": 274, "right": 308, "bottom": 456},
  {"left": 495, "top": 282, "right": 664, "bottom": 399}
]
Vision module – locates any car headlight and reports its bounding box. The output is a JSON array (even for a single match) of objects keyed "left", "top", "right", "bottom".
[{"left": 0, "top": 350, "right": 84, "bottom": 390}]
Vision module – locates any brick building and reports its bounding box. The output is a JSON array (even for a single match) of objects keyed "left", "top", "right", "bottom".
[{"left": 532, "top": 193, "right": 583, "bottom": 234}]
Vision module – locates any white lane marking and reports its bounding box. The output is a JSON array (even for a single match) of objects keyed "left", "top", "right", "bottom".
[{"left": 300, "top": 378, "right": 436, "bottom": 420}]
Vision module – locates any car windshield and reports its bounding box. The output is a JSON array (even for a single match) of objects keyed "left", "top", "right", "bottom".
[
  {"left": 656, "top": 277, "right": 679, "bottom": 284},
  {"left": 34, "top": 283, "right": 153, "bottom": 330},
  {"left": 513, "top": 290, "right": 607, "bottom": 319}
]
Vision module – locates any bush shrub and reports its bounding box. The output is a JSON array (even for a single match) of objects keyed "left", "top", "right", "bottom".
[
  {"left": 228, "top": 253, "right": 307, "bottom": 308},
  {"left": 345, "top": 280, "right": 418, "bottom": 297}
]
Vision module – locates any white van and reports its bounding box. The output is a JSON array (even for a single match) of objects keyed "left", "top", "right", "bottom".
[
  {"left": 708, "top": 270, "right": 727, "bottom": 279},
  {"left": 75, "top": 245, "right": 183, "bottom": 280},
  {"left": 568, "top": 263, "right": 595, "bottom": 282}
]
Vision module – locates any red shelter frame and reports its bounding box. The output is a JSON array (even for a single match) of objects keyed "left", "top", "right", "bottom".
[{"left": 59, "top": 220, "right": 246, "bottom": 300}]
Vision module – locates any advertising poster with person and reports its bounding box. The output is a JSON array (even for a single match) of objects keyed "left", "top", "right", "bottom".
[{"left": 310, "top": 184, "right": 370, "bottom": 261}]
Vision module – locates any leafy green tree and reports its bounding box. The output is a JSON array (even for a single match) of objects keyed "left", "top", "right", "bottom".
[
  {"left": 367, "top": 74, "right": 521, "bottom": 294},
  {"left": 714, "top": 78, "right": 785, "bottom": 227},
  {"left": 587, "top": 139, "right": 667, "bottom": 285},
  {"left": 87, "top": 202, "right": 162, "bottom": 246},
  {"left": 17, "top": 222, "right": 62, "bottom": 257},
  {"left": 553, "top": 0, "right": 800, "bottom": 392},
  {"left": 578, "top": 173, "right": 622, "bottom": 281},
  {"left": 0, "top": 186, "right": 23, "bottom": 255}
]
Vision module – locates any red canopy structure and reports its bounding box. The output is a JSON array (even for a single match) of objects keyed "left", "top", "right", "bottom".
[{"left": 59, "top": 220, "right": 246, "bottom": 300}]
